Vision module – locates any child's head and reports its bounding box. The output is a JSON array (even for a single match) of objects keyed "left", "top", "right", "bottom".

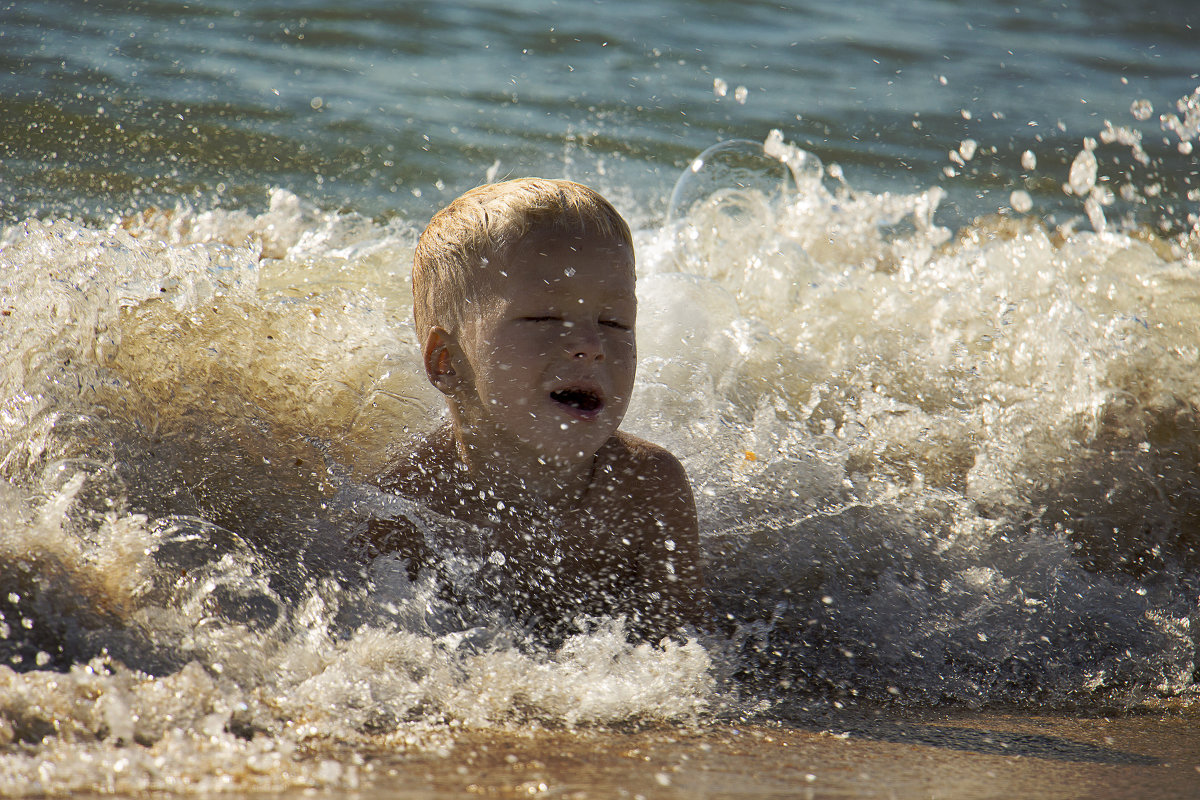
[
  {"left": 412, "top": 178, "right": 638, "bottom": 467},
  {"left": 412, "top": 178, "right": 633, "bottom": 342}
]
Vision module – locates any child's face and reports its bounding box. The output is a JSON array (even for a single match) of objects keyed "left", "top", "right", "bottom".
[{"left": 455, "top": 228, "right": 637, "bottom": 467}]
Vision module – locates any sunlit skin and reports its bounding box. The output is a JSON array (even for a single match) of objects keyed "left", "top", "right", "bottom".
[{"left": 369, "top": 228, "right": 702, "bottom": 641}]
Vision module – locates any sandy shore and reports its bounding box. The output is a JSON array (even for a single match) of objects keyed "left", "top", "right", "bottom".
[{"left": 354, "top": 708, "right": 1200, "bottom": 799}]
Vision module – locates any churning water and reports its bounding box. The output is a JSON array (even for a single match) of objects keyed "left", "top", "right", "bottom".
[{"left": 2, "top": 0, "right": 1199, "bottom": 793}]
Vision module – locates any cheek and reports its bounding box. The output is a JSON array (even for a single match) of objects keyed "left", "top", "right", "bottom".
[
  {"left": 607, "top": 334, "right": 636, "bottom": 362},
  {"left": 486, "top": 337, "right": 545, "bottom": 377},
  {"left": 608, "top": 338, "right": 637, "bottom": 389}
]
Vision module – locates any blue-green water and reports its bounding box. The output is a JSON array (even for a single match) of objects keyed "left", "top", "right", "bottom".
[{"left": 2, "top": 0, "right": 1197, "bottom": 225}]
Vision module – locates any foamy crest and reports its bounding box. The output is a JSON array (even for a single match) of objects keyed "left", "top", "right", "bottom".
[
  {"left": 0, "top": 660, "right": 361, "bottom": 795},
  {"left": 635, "top": 129, "right": 1198, "bottom": 703},
  {"left": 0, "top": 489, "right": 712, "bottom": 794}
]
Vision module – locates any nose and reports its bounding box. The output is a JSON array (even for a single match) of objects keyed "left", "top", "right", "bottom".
[{"left": 562, "top": 321, "right": 604, "bottom": 361}]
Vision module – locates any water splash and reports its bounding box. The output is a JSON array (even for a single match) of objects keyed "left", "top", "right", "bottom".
[{"left": 3, "top": 111, "right": 1200, "bottom": 792}]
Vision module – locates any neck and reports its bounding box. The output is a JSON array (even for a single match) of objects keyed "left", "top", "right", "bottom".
[{"left": 445, "top": 418, "right": 594, "bottom": 514}]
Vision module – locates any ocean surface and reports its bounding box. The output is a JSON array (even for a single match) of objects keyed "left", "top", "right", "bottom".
[{"left": 2, "top": 0, "right": 1200, "bottom": 794}]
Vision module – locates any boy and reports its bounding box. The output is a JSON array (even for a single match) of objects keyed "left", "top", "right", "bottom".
[{"left": 364, "top": 178, "right": 702, "bottom": 644}]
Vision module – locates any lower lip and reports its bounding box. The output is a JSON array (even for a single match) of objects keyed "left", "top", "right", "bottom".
[{"left": 552, "top": 398, "right": 604, "bottom": 421}]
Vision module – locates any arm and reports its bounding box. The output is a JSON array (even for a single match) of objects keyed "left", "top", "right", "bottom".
[
  {"left": 355, "top": 515, "right": 429, "bottom": 581},
  {"left": 629, "top": 448, "right": 705, "bottom": 640},
  {"left": 353, "top": 433, "right": 448, "bottom": 578}
]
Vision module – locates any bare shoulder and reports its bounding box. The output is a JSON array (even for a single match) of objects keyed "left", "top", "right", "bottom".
[
  {"left": 602, "top": 430, "right": 690, "bottom": 481},
  {"left": 595, "top": 431, "right": 695, "bottom": 518},
  {"left": 375, "top": 424, "right": 457, "bottom": 498}
]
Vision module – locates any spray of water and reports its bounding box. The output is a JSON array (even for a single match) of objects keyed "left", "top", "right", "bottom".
[{"left": 2, "top": 90, "right": 1199, "bottom": 792}]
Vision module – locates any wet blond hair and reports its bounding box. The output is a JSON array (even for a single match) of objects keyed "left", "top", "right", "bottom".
[{"left": 411, "top": 178, "right": 633, "bottom": 339}]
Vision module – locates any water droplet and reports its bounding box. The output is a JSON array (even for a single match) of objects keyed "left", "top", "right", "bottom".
[
  {"left": 1066, "top": 148, "right": 1097, "bottom": 196},
  {"left": 1009, "top": 190, "right": 1033, "bottom": 213}
]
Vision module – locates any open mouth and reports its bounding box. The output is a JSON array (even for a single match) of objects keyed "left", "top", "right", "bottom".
[{"left": 550, "top": 387, "right": 604, "bottom": 415}]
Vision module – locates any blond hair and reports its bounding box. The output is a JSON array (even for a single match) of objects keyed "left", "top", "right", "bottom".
[{"left": 411, "top": 178, "right": 633, "bottom": 338}]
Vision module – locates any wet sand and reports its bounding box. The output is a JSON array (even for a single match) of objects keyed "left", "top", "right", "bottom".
[{"left": 356, "top": 709, "right": 1200, "bottom": 799}]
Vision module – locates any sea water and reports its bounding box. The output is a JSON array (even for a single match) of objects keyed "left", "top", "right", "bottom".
[{"left": 1, "top": 0, "right": 1199, "bottom": 793}]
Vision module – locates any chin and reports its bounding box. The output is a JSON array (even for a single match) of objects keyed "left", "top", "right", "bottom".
[{"left": 529, "top": 425, "right": 615, "bottom": 466}]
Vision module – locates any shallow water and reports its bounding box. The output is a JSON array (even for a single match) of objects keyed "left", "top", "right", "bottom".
[
  {"left": 3, "top": 0, "right": 1200, "bottom": 795},
  {"left": 358, "top": 710, "right": 1200, "bottom": 799}
]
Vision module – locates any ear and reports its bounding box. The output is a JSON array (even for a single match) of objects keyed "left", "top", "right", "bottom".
[{"left": 422, "top": 326, "right": 460, "bottom": 395}]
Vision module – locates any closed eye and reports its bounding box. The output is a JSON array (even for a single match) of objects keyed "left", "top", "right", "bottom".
[{"left": 601, "top": 319, "right": 631, "bottom": 331}]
